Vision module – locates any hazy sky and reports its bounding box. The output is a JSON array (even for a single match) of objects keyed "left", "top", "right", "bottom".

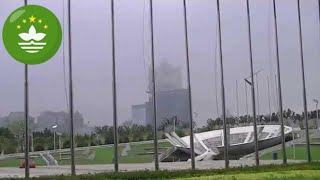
[{"left": 0, "top": 0, "right": 319, "bottom": 127}]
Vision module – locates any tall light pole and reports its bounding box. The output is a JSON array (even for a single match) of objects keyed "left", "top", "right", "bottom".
[
  {"left": 245, "top": 81, "right": 249, "bottom": 123},
  {"left": 56, "top": 132, "right": 62, "bottom": 161},
  {"left": 149, "top": 0, "right": 159, "bottom": 171},
  {"left": 182, "top": 0, "right": 196, "bottom": 169},
  {"left": 236, "top": 80, "right": 239, "bottom": 118},
  {"left": 274, "top": 75, "right": 279, "bottom": 111},
  {"left": 313, "top": 99, "right": 319, "bottom": 128},
  {"left": 216, "top": 0, "right": 229, "bottom": 168},
  {"left": 267, "top": 76, "right": 272, "bottom": 119},
  {"left": 30, "top": 132, "right": 34, "bottom": 152},
  {"left": 244, "top": 69, "right": 263, "bottom": 123},
  {"left": 246, "top": 0, "right": 259, "bottom": 166},
  {"left": 214, "top": 38, "right": 220, "bottom": 119},
  {"left": 52, "top": 125, "right": 57, "bottom": 150},
  {"left": 272, "top": 0, "right": 287, "bottom": 164},
  {"left": 194, "top": 113, "right": 199, "bottom": 133},
  {"left": 297, "top": 0, "right": 311, "bottom": 163},
  {"left": 256, "top": 73, "right": 260, "bottom": 122},
  {"left": 110, "top": 0, "right": 119, "bottom": 172},
  {"left": 67, "top": 0, "right": 76, "bottom": 175},
  {"left": 173, "top": 116, "right": 176, "bottom": 133},
  {"left": 319, "top": 0, "right": 320, "bottom": 32}
]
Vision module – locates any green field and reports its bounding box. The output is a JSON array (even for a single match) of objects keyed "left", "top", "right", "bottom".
[
  {"left": 1, "top": 143, "right": 319, "bottom": 168},
  {"left": 175, "top": 170, "right": 320, "bottom": 180},
  {"left": 55, "top": 141, "right": 171, "bottom": 165},
  {"left": 261, "top": 145, "right": 320, "bottom": 160},
  {"left": 0, "top": 157, "right": 45, "bottom": 167},
  {"left": 0, "top": 141, "right": 171, "bottom": 167}
]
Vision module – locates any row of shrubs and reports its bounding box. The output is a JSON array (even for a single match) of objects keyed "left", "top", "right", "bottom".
[{"left": 19, "top": 162, "right": 320, "bottom": 180}]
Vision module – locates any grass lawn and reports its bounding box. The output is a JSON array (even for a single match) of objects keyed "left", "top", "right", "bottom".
[
  {"left": 0, "top": 141, "right": 172, "bottom": 167},
  {"left": 175, "top": 170, "right": 320, "bottom": 180},
  {"left": 53, "top": 141, "right": 171, "bottom": 165},
  {"left": 0, "top": 157, "right": 45, "bottom": 167},
  {"left": 261, "top": 145, "right": 320, "bottom": 160},
  {"left": 55, "top": 146, "right": 122, "bottom": 165},
  {"left": 0, "top": 158, "right": 21, "bottom": 167},
  {"left": 119, "top": 141, "right": 171, "bottom": 163}
]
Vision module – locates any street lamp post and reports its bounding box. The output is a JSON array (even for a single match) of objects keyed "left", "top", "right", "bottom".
[
  {"left": 52, "top": 125, "right": 57, "bottom": 150},
  {"left": 313, "top": 99, "right": 319, "bottom": 129},
  {"left": 30, "top": 132, "right": 34, "bottom": 152},
  {"left": 57, "top": 132, "right": 62, "bottom": 161}
]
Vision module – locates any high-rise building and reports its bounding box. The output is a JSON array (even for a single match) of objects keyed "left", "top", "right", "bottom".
[
  {"left": 132, "top": 61, "right": 189, "bottom": 128},
  {"left": 146, "top": 89, "right": 190, "bottom": 128},
  {"left": 131, "top": 104, "right": 147, "bottom": 126},
  {"left": 35, "top": 111, "right": 85, "bottom": 134}
]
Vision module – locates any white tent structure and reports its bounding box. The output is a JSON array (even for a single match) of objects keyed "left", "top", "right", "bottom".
[{"left": 160, "top": 125, "right": 293, "bottom": 162}]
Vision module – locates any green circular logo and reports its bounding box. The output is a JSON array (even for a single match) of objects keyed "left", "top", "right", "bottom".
[{"left": 2, "top": 5, "right": 62, "bottom": 65}]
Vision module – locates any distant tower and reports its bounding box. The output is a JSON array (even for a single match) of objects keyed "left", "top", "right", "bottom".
[{"left": 145, "top": 60, "right": 190, "bottom": 127}]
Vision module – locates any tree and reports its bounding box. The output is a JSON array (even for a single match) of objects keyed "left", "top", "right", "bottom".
[
  {"left": 0, "top": 128, "right": 18, "bottom": 154},
  {"left": 159, "top": 116, "right": 180, "bottom": 132},
  {"left": 8, "top": 120, "right": 25, "bottom": 152}
]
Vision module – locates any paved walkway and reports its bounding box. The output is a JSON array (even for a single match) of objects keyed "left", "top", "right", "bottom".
[{"left": 0, "top": 160, "right": 306, "bottom": 178}]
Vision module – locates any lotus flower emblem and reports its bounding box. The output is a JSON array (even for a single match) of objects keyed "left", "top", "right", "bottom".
[{"left": 18, "top": 25, "right": 47, "bottom": 54}]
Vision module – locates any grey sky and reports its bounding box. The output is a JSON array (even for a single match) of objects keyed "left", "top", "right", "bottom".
[{"left": 0, "top": 0, "right": 319, "bottom": 127}]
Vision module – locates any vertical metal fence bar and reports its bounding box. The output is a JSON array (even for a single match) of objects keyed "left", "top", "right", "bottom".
[{"left": 216, "top": 0, "right": 229, "bottom": 168}]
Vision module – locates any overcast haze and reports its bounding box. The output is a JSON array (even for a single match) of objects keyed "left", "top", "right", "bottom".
[{"left": 0, "top": 0, "right": 319, "bottom": 127}]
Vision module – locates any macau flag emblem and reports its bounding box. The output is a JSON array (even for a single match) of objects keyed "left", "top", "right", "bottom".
[{"left": 2, "top": 5, "right": 62, "bottom": 65}]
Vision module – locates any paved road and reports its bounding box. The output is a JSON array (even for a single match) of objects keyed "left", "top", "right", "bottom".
[{"left": 0, "top": 160, "right": 306, "bottom": 178}]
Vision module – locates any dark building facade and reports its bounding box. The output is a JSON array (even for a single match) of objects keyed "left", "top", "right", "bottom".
[
  {"left": 146, "top": 89, "right": 190, "bottom": 128},
  {"left": 131, "top": 104, "right": 147, "bottom": 125}
]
